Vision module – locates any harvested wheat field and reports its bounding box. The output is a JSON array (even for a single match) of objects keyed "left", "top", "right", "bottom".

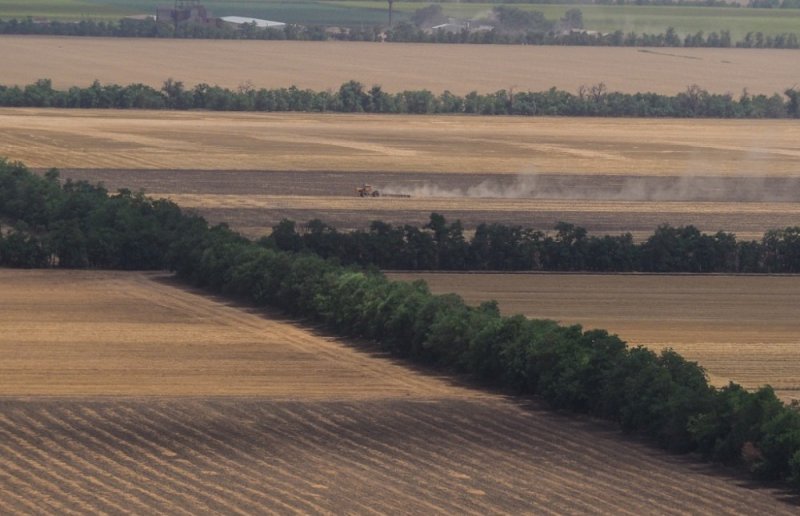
[
  {"left": 1, "top": 36, "right": 799, "bottom": 95},
  {"left": 3, "top": 109, "right": 799, "bottom": 176},
  {"left": 389, "top": 272, "right": 800, "bottom": 403},
  {"left": 0, "top": 269, "right": 465, "bottom": 398},
  {"left": 5, "top": 108, "right": 800, "bottom": 237},
  {"left": 0, "top": 269, "right": 797, "bottom": 513}
]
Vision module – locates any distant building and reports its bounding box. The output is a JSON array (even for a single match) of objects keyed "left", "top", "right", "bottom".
[
  {"left": 156, "top": 1, "right": 216, "bottom": 28},
  {"left": 427, "top": 20, "right": 493, "bottom": 35},
  {"left": 429, "top": 22, "right": 465, "bottom": 34},
  {"left": 220, "top": 16, "right": 286, "bottom": 30}
]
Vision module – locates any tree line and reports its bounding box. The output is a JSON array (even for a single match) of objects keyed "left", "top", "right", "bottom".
[
  {"left": 265, "top": 215, "right": 800, "bottom": 273},
  {"left": 1, "top": 158, "right": 799, "bottom": 491},
  {"left": 3, "top": 79, "right": 799, "bottom": 118},
  {"left": 0, "top": 17, "right": 326, "bottom": 40},
  {"left": 1, "top": 14, "right": 798, "bottom": 48},
  {"left": 396, "top": 26, "right": 799, "bottom": 49}
]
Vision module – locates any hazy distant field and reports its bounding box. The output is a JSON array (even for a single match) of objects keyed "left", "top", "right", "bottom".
[
  {"left": 3, "top": 108, "right": 800, "bottom": 237},
  {"left": 2, "top": 36, "right": 800, "bottom": 95},
  {"left": 4, "top": 0, "right": 800, "bottom": 38},
  {"left": 344, "top": 1, "right": 800, "bottom": 39},
  {"left": 389, "top": 272, "right": 800, "bottom": 403},
  {"left": 4, "top": 269, "right": 795, "bottom": 513}
]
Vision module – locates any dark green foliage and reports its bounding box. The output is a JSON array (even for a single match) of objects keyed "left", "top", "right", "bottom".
[
  {"left": 0, "top": 17, "right": 323, "bottom": 41},
  {"left": 1, "top": 79, "right": 798, "bottom": 119},
  {"left": 0, "top": 159, "right": 203, "bottom": 269},
  {"left": 265, "top": 213, "right": 800, "bottom": 274},
  {"left": 2, "top": 159, "right": 799, "bottom": 491},
  {"left": 688, "top": 384, "right": 800, "bottom": 478}
]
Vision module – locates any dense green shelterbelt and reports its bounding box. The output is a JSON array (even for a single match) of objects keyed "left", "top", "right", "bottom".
[
  {"left": 1, "top": 158, "right": 799, "bottom": 491},
  {"left": 264, "top": 214, "right": 800, "bottom": 273},
  {"left": 2, "top": 79, "right": 800, "bottom": 118}
]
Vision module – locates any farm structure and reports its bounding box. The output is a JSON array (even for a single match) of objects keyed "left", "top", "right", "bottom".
[
  {"left": 156, "top": 1, "right": 216, "bottom": 29},
  {"left": 220, "top": 16, "right": 286, "bottom": 29}
]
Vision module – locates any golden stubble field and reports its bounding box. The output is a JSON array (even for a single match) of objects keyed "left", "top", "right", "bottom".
[
  {"left": 0, "top": 36, "right": 799, "bottom": 95},
  {"left": 0, "top": 269, "right": 796, "bottom": 513},
  {"left": 3, "top": 108, "right": 799, "bottom": 175},
  {"left": 4, "top": 108, "right": 799, "bottom": 238},
  {"left": 389, "top": 272, "right": 800, "bottom": 403}
]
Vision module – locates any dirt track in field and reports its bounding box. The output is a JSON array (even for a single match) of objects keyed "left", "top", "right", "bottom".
[
  {"left": 1, "top": 269, "right": 797, "bottom": 513},
  {"left": 1, "top": 36, "right": 799, "bottom": 95},
  {"left": 389, "top": 272, "right": 800, "bottom": 403}
]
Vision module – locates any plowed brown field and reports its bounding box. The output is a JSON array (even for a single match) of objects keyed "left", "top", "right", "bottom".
[
  {"left": 1, "top": 269, "right": 797, "bottom": 513},
  {"left": 4, "top": 108, "right": 800, "bottom": 238},
  {"left": 389, "top": 272, "right": 800, "bottom": 403},
  {"left": 1, "top": 36, "right": 799, "bottom": 95}
]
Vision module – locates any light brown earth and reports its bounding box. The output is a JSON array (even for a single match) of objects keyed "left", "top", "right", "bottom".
[
  {"left": 1, "top": 269, "right": 797, "bottom": 513},
  {"left": 389, "top": 272, "right": 800, "bottom": 403},
  {"left": 0, "top": 269, "right": 463, "bottom": 398},
  {"left": 1, "top": 36, "right": 799, "bottom": 95}
]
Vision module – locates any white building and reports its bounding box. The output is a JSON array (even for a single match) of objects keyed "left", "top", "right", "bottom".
[{"left": 220, "top": 16, "right": 286, "bottom": 29}]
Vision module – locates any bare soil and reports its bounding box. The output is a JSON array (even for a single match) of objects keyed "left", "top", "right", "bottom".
[
  {"left": 0, "top": 269, "right": 797, "bottom": 513},
  {"left": 389, "top": 272, "right": 800, "bottom": 403},
  {"left": 1, "top": 36, "right": 798, "bottom": 95},
  {"left": 50, "top": 168, "right": 800, "bottom": 240}
]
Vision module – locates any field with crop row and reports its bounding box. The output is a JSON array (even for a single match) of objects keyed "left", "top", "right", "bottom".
[
  {"left": 389, "top": 272, "right": 800, "bottom": 403},
  {"left": 0, "top": 269, "right": 796, "bottom": 513},
  {"left": 2, "top": 36, "right": 800, "bottom": 95}
]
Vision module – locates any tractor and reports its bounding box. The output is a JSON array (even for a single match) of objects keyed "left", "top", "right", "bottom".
[{"left": 356, "top": 184, "right": 381, "bottom": 197}]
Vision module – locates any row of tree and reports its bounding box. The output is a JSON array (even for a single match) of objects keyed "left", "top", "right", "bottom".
[
  {"left": 0, "top": 17, "right": 325, "bottom": 40},
  {"left": 389, "top": 23, "right": 799, "bottom": 48},
  {"left": 3, "top": 79, "right": 799, "bottom": 118},
  {"left": 266, "top": 215, "right": 800, "bottom": 273},
  {"left": 1, "top": 14, "right": 798, "bottom": 48},
  {"left": 1, "top": 158, "right": 798, "bottom": 490},
  {"left": 0, "top": 162, "right": 197, "bottom": 269}
]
